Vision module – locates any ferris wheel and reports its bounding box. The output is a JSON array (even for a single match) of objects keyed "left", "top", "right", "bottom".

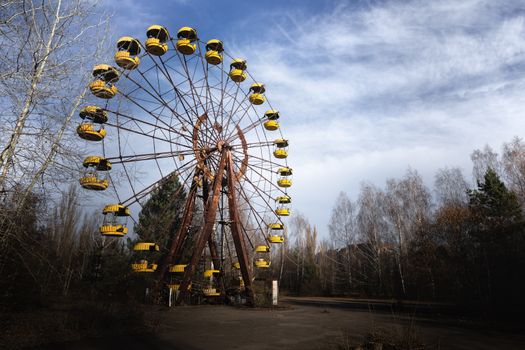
[{"left": 77, "top": 25, "right": 292, "bottom": 305}]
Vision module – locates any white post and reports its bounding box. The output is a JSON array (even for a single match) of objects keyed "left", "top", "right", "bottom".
[
  {"left": 272, "top": 280, "right": 278, "bottom": 306},
  {"left": 168, "top": 287, "right": 173, "bottom": 307}
]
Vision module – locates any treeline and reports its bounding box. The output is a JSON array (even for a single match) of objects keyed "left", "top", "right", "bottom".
[{"left": 278, "top": 137, "right": 525, "bottom": 314}]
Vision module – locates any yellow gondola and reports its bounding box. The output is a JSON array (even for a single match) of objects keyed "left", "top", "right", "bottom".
[
  {"left": 277, "top": 178, "right": 292, "bottom": 188},
  {"left": 80, "top": 156, "right": 111, "bottom": 191},
  {"left": 169, "top": 264, "right": 187, "bottom": 273},
  {"left": 79, "top": 106, "right": 108, "bottom": 123},
  {"left": 131, "top": 260, "right": 158, "bottom": 273},
  {"left": 77, "top": 123, "right": 106, "bottom": 141},
  {"left": 168, "top": 284, "right": 192, "bottom": 291},
  {"left": 176, "top": 26, "right": 198, "bottom": 55},
  {"left": 205, "top": 39, "right": 223, "bottom": 65},
  {"left": 77, "top": 106, "right": 108, "bottom": 141},
  {"left": 275, "top": 207, "right": 290, "bottom": 216},
  {"left": 264, "top": 120, "right": 279, "bottom": 131},
  {"left": 90, "top": 64, "right": 119, "bottom": 99},
  {"left": 100, "top": 203, "right": 130, "bottom": 237},
  {"left": 203, "top": 288, "right": 220, "bottom": 296},
  {"left": 268, "top": 235, "right": 285, "bottom": 243},
  {"left": 229, "top": 58, "right": 247, "bottom": 82},
  {"left": 146, "top": 25, "right": 169, "bottom": 56},
  {"left": 249, "top": 83, "right": 266, "bottom": 105},
  {"left": 255, "top": 245, "right": 270, "bottom": 253},
  {"left": 254, "top": 258, "right": 271, "bottom": 268},
  {"left": 278, "top": 167, "right": 293, "bottom": 176},
  {"left": 232, "top": 262, "right": 241, "bottom": 269},
  {"left": 276, "top": 195, "right": 291, "bottom": 204},
  {"left": 268, "top": 223, "right": 285, "bottom": 243},
  {"left": 274, "top": 149, "right": 288, "bottom": 159},
  {"left": 265, "top": 110, "right": 280, "bottom": 120},
  {"left": 204, "top": 269, "right": 220, "bottom": 278},
  {"left": 133, "top": 242, "right": 160, "bottom": 251},
  {"left": 115, "top": 36, "right": 141, "bottom": 69}
]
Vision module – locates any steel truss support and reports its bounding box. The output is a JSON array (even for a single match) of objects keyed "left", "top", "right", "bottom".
[
  {"left": 226, "top": 151, "right": 255, "bottom": 306},
  {"left": 176, "top": 150, "right": 228, "bottom": 305}
]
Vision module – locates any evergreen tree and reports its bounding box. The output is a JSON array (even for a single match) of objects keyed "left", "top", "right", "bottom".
[
  {"left": 468, "top": 168, "right": 524, "bottom": 308},
  {"left": 133, "top": 172, "right": 187, "bottom": 249},
  {"left": 468, "top": 168, "right": 523, "bottom": 241}
]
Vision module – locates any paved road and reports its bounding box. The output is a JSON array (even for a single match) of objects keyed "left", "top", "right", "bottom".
[{"left": 40, "top": 301, "right": 525, "bottom": 350}]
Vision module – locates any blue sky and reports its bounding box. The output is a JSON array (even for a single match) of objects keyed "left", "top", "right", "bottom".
[{"left": 99, "top": 0, "right": 525, "bottom": 238}]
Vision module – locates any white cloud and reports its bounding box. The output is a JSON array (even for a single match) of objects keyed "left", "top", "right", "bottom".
[
  {"left": 235, "top": 0, "right": 525, "bottom": 237},
  {"left": 89, "top": 0, "right": 525, "bottom": 239}
]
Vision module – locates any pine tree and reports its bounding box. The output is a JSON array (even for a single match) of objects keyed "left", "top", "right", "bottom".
[
  {"left": 133, "top": 172, "right": 187, "bottom": 249},
  {"left": 468, "top": 168, "right": 523, "bottom": 241}
]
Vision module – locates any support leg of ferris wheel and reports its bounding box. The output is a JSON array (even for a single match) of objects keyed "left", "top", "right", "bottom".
[
  {"left": 154, "top": 170, "right": 199, "bottom": 294},
  {"left": 226, "top": 151, "right": 255, "bottom": 306},
  {"left": 176, "top": 150, "right": 228, "bottom": 305}
]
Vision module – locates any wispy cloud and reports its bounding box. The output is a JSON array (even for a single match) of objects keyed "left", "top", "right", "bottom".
[
  {"left": 92, "top": 0, "right": 525, "bottom": 237},
  {"left": 233, "top": 0, "right": 525, "bottom": 235}
]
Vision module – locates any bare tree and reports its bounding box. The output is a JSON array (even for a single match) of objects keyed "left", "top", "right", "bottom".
[
  {"left": 357, "top": 183, "right": 387, "bottom": 294},
  {"left": 0, "top": 0, "right": 109, "bottom": 199},
  {"left": 328, "top": 191, "right": 358, "bottom": 291},
  {"left": 502, "top": 137, "right": 525, "bottom": 204},
  {"left": 384, "top": 169, "right": 431, "bottom": 297},
  {"left": 471, "top": 145, "right": 501, "bottom": 185},
  {"left": 434, "top": 167, "right": 469, "bottom": 205}
]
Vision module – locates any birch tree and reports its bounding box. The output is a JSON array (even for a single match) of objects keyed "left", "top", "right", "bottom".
[{"left": 0, "top": 0, "right": 109, "bottom": 200}]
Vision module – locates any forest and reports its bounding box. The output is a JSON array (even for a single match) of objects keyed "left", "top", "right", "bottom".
[{"left": 278, "top": 140, "right": 525, "bottom": 317}]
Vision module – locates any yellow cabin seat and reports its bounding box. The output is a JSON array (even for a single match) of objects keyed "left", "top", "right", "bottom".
[
  {"left": 205, "top": 50, "right": 222, "bottom": 65},
  {"left": 274, "top": 149, "right": 288, "bottom": 159},
  {"left": 230, "top": 69, "right": 247, "bottom": 83},
  {"left": 79, "top": 176, "right": 108, "bottom": 191},
  {"left": 90, "top": 80, "right": 118, "bottom": 99},
  {"left": 145, "top": 38, "right": 168, "bottom": 56},
  {"left": 77, "top": 123, "right": 106, "bottom": 141},
  {"left": 276, "top": 207, "right": 290, "bottom": 216},
  {"left": 204, "top": 269, "right": 220, "bottom": 278},
  {"left": 133, "top": 242, "right": 159, "bottom": 251},
  {"left": 255, "top": 245, "right": 270, "bottom": 253},
  {"left": 100, "top": 224, "right": 128, "bottom": 236},
  {"left": 277, "top": 178, "right": 292, "bottom": 188},
  {"left": 176, "top": 38, "right": 196, "bottom": 55},
  {"left": 205, "top": 39, "right": 223, "bottom": 65},
  {"left": 254, "top": 259, "right": 271, "bottom": 268},
  {"left": 249, "top": 93, "right": 265, "bottom": 105},
  {"left": 232, "top": 262, "right": 241, "bottom": 269},
  {"left": 268, "top": 235, "right": 285, "bottom": 244},
  {"left": 169, "top": 264, "right": 187, "bottom": 273},
  {"left": 264, "top": 120, "right": 279, "bottom": 131},
  {"left": 146, "top": 25, "right": 169, "bottom": 56},
  {"left": 115, "top": 51, "right": 140, "bottom": 70},
  {"left": 268, "top": 223, "right": 284, "bottom": 230}
]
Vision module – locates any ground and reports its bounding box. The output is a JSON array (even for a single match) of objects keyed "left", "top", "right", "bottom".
[{"left": 39, "top": 298, "right": 525, "bottom": 350}]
